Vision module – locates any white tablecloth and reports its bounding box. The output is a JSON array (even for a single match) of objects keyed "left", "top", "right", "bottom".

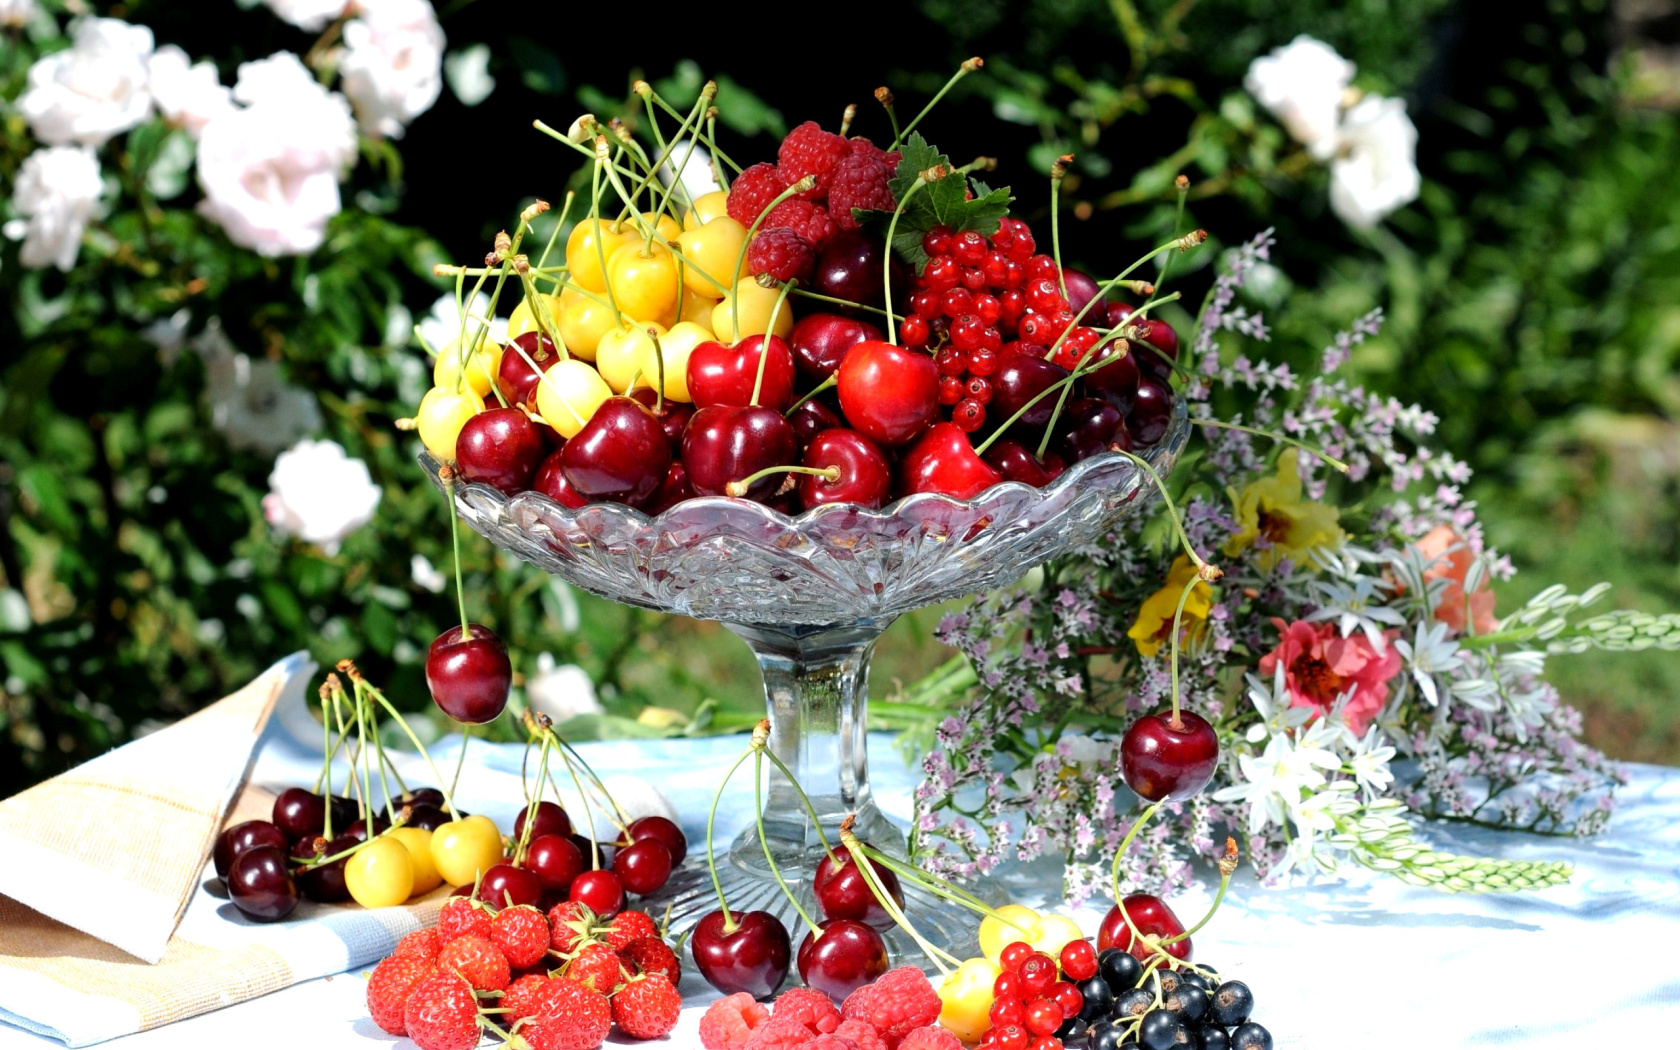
[{"left": 3, "top": 696, "right": 1677, "bottom": 1049}]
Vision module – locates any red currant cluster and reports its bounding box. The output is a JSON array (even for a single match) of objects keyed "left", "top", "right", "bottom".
[{"left": 978, "top": 939, "right": 1101, "bottom": 1050}]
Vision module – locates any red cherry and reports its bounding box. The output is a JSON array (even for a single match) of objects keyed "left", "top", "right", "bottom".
[
  {"left": 568, "top": 869, "right": 625, "bottom": 917},
  {"left": 399, "top": 803, "right": 450, "bottom": 831},
  {"left": 426, "top": 624, "right": 512, "bottom": 724},
  {"left": 790, "top": 313, "right": 883, "bottom": 386},
  {"left": 214, "top": 820, "right": 289, "bottom": 881},
  {"left": 498, "top": 331, "right": 561, "bottom": 407},
  {"left": 628, "top": 387, "right": 694, "bottom": 456},
  {"left": 982, "top": 440, "right": 1058, "bottom": 488},
  {"left": 687, "top": 335, "right": 797, "bottom": 410},
  {"left": 612, "top": 838, "right": 673, "bottom": 896},
  {"left": 644, "top": 461, "right": 695, "bottom": 514},
  {"left": 560, "top": 396, "right": 671, "bottom": 507},
  {"left": 532, "top": 449, "right": 588, "bottom": 508},
  {"left": 625, "top": 815, "right": 688, "bottom": 867},
  {"left": 478, "top": 862, "right": 543, "bottom": 909},
  {"left": 812, "top": 844, "right": 903, "bottom": 929},
  {"left": 1060, "top": 269, "right": 1103, "bottom": 317},
  {"left": 1119, "top": 711, "right": 1219, "bottom": 801},
  {"left": 227, "top": 845, "right": 298, "bottom": 922},
  {"left": 990, "top": 356, "right": 1072, "bottom": 437},
  {"left": 1024, "top": 998, "right": 1063, "bottom": 1037},
  {"left": 1131, "top": 318, "right": 1179, "bottom": 373},
  {"left": 1058, "top": 939, "right": 1099, "bottom": 982},
  {"left": 1106, "top": 301, "right": 1134, "bottom": 328},
  {"left": 681, "top": 405, "right": 797, "bottom": 501},
  {"left": 798, "top": 429, "right": 892, "bottom": 509},
  {"left": 514, "top": 801, "right": 572, "bottom": 843},
  {"left": 836, "top": 340, "right": 939, "bottom": 447},
  {"left": 692, "top": 909, "right": 792, "bottom": 999},
  {"left": 789, "top": 398, "right": 844, "bottom": 450},
  {"left": 898, "top": 422, "right": 1002, "bottom": 500},
  {"left": 345, "top": 815, "right": 389, "bottom": 842},
  {"left": 455, "top": 407, "right": 547, "bottom": 495},
  {"left": 1056, "top": 397, "right": 1130, "bottom": 463},
  {"left": 291, "top": 832, "right": 354, "bottom": 902},
  {"left": 570, "top": 835, "right": 615, "bottom": 870},
  {"left": 1079, "top": 340, "right": 1140, "bottom": 416},
  {"left": 271, "top": 787, "right": 327, "bottom": 842},
  {"left": 523, "top": 833, "right": 584, "bottom": 894},
  {"left": 796, "top": 918, "right": 890, "bottom": 1002},
  {"left": 1128, "top": 378, "right": 1173, "bottom": 446},
  {"left": 811, "top": 231, "right": 900, "bottom": 315},
  {"left": 1097, "top": 893, "right": 1191, "bottom": 964}
]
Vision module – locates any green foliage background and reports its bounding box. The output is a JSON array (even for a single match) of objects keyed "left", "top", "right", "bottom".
[{"left": 3, "top": 0, "right": 1678, "bottom": 795}]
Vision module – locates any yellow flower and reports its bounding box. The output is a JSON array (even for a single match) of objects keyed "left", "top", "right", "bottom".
[
  {"left": 1223, "top": 448, "right": 1344, "bottom": 571},
  {"left": 1128, "top": 555, "right": 1213, "bottom": 659}
]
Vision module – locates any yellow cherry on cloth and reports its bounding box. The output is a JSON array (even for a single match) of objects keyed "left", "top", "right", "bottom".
[
  {"left": 345, "top": 836, "right": 415, "bottom": 908},
  {"left": 430, "top": 814, "right": 504, "bottom": 888},
  {"left": 938, "top": 956, "right": 1002, "bottom": 1043},
  {"left": 390, "top": 826, "right": 442, "bottom": 895}
]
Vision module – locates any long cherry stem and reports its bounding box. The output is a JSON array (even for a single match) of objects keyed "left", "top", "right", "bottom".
[
  {"left": 889, "top": 58, "right": 983, "bottom": 152},
  {"left": 750, "top": 280, "right": 795, "bottom": 406},
  {"left": 704, "top": 746, "right": 755, "bottom": 928},
  {"left": 757, "top": 747, "right": 838, "bottom": 864},
  {"left": 754, "top": 749, "right": 823, "bottom": 938},
  {"left": 443, "top": 472, "right": 471, "bottom": 642}
]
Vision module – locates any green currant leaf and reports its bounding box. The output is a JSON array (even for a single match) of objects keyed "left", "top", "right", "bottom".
[{"left": 853, "top": 133, "right": 1015, "bottom": 272}]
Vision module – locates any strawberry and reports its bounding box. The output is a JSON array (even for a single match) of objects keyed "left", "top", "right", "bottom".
[
  {"left": 611, "top": 973, "right": 682, "bottom": 1039},
  {"left": 547, "top": 900, "right": 601, "bottom": 955},
  {"left": 437, "top": 933, "right": 511, "bottom": 992},
  {"left": 403, "top": 971, "right": 480, "bottom": 1050},
  {"left": 619, "top": 935, "right": 680, "bottom": 982},
  {"left": 502, "top": 972, "right": 551, "bottom": 1026},
  {"left": 394, "top": 927, "right": 442, "bottom": 962},
  {"left": 604, "top": 909, "right": 659, "bottom": 952},
  {"left": 437, "top": 895, "right": 494, "bottom": 944},
  {"left": 492, "top": 904, "right": 551, "bottom": 969},
  {"left": 366, "top": 953, "right": 435, "bottom": 1036},
  {"left": 520, "top": 977, "right": 613, "bottom": 1050},
  {"left": 563, "top": 941, "right": 623, "bottom": 995}
]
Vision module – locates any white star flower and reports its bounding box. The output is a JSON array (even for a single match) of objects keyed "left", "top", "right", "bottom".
[
  {"left": 1393, "top": 619, "right": 1463, "bottom": 707},
  {"left": 1243, "top": 663, "right": 1312, "bottom": 744},
  {"left": 1348, "top": 726, "right": 1396, "bottom": 797}
]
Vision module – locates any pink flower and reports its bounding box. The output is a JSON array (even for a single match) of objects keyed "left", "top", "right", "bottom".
[
  {"left": 1259, "top": 618, "right": 1402, "bottom": 735},
  {"left": 1411, "top": 525, "right": 1497, "bottom": 635}
]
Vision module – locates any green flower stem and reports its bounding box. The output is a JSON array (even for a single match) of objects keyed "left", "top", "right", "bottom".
[
  {"left": 1188, "top": 418, "right": 1350, "bottom": 473},
  {"left": 754, "top": 751, "right": 824, "bottom": 938},
  {"left": 704, "top": 747, "right": 756, "bottom": 928}
]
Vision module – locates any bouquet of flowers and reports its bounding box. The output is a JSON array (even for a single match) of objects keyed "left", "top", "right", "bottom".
[{"left": 903, "top": 229, "right": 1674, "bottom": 901}]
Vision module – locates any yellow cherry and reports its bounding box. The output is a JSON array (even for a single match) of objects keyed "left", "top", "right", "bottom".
[
  {"left": 566, "top": 218, "right": 639, "bottom": 294},
  {"left": 535, "top": 358, "right": 613, "bottom": 438},
  {"left": 682, "top": 190, "right": 731, "bottom": 231},
  {"left": 712, "top": 278, "right": 796, "bottom": 343},
  {"left": 1028, "top": 913, "right": 1085, "bottom": 959},
  {"left": 638, "top": 320, "right": 710, "bottom": 402},
  {"left": 389, "top": 827, "right": 442, "bottom": 895},
  {"left": 416, "top": 386, "right": 485, "bottom": 461},
  {"left": 675, "top": 216, "right": 748, "bottom": 295},
  {"left": 640, "top": 211, "right": 683, "bottom": 243},
  {"left": 938, "top": 957, "right": 1002, "bottom": 1043},
  {"left": 678, "top": 286, "right": 721, "bottom": 331},
  {"left": 979, "top": 903, "right": 1042, "bottom": 964},
  {"left": 432, "top": 336, "right": 502, "bottom": 399},
  {"left": 345, "top": 836, "right": 415, "bottom": 908},
  {"left": 556, "top": 286, "right": 616, "bottom": 361},
  {"left": 508, "top": 293, "right": 563, "bottom": 342},
  {"left": 596, "top": 322, "right": 667, "bottom": 394},
  {"left": 429, "top": 814, "right": 504, "bottom": 888},
  {"left": 606, "top": 241, "right": 681, "bottom": 324}
]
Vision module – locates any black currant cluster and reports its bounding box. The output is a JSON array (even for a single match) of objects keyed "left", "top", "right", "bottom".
[{"left": 1063, "top": 948, "right": 1273, "bottom": 1050}]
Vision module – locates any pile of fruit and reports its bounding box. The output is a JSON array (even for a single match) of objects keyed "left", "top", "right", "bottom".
[
  {"left": 699, "top": 968, "right": 954, "bottom": 1050},
  {"left": 365, "top": 895, "right": 685, "bottom": 1050},
  {"left": 413, "top": 69, "right": 1192, "bottom": 516}
]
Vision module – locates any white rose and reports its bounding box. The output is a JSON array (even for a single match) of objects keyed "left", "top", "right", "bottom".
[
  {"left": 338, "top": 0, "right": 445, "bottom": 139},
  {"left": 410, "top": 553, "right": 447, "bottom": 593},
  {"left": 1, "top": 0, "right": 39, "bottom": 29},
  {"left": 1244, "top": 35, "right": 1355, "bottom": 160},
  {"left": 525, "top": 654, "right": 603, "bottom": 725},
  {"left": 19, "top": 17, "right": 154, "bottom": 147},
  {"left": 147, "top": 45, "right": 233, "bottom": 138},
  {"left": 260, "top": 0, "right": 349, "bottom": 31},
  {"left": 443, "top": 44, "right": 495, "bottom": 107},
  {"left": 1329, "top": 95, "right": 1421, "bottom": 229},
  {"left": 2, "top": 146, "right": 103, "bottom": 271},
  {"left": 415, "top": 291, "right": 507, "bottom": 354},
  {"left": 262, "top": 439, "right": 381, "bottom": 552},
  {"left": 658, "top": 138, "right": 720, "bottom": 208},
  {"left": 196, "top": 52, "right": 358, "bottom": 256},
  {"left": 198, "top": 329, "right": 324, "bottom": 454}
]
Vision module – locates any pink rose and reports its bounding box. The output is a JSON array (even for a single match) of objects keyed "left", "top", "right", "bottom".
[
  {"left": 1258, "top": 619, "right": 1402, "bottom": 736},
  {"left": 1410, "top": 525, "right": 1497, "bottom": 635}
]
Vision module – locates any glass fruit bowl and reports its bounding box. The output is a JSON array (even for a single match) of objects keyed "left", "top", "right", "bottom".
[{"left": 421, "top": 398, "right": 1190, "bottom": 951}]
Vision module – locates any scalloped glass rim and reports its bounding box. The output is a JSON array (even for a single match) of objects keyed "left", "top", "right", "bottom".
[{"left": 425, "top": 398, "right": 1190, "bottom": 532}]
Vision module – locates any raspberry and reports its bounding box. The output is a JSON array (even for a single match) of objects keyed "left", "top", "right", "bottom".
[
  {"left": 604, "top": 909, "right": 660, "bottom": 952},
  {"left": 366, "top": 953, "right": 435, "bottom": 1036},
  {"left": 828, "top": 151, "right": 896, "bottom": 231},
  {"left": 620, "top": 936, "right": 681, "bottom": 982},
  {"left": 778, "top": 121, "right": 852, "bottom": 200},
  {"left": 522, "top": 978, "right": 613, "bottom": 1050},
  {"left": 749, "top": 227, "right": 816, "bottom": 283},
  {"left": 834, "top": 1019, "right": 889, "bottom": 1050},
  {"left": 611, "top": 973, "right": 683, "bottom": 1039},
  {"left": 774, "top": 987, "right": 843, "bottom": 1034},
  {"left": 492, "top": 905, "right": 551, "bottom": 970},
  {"left": 403, "top": 972, "right": 480, "bottom": 1050},
  {"left": 437, "top": 896, "right": 493, "bottom": 944},
  {"left": 896, "top": 1026, "right": 962, "bottom": 1050},
  {"left": 503, "top": 973, "right": 552, "bottom": 1026},
  {"left": 394, "top": 928, "right": 442, "bottom": 962},
  {"left": 564, "top": 941, "right": 624, "bottom": 995},
  {"left": 700, "top": 992, "right": 773, "bottom": 1050},
  {"left": 437, "top": 933, "right": 510, "bottom": 993},
  {"left": 746, "top": 1015, "right": 821, "bottom": 1050},
  {"left": 547, "top": 901, "right": 601, "bottom": 955},
  {"left": 727, "top": 163, "right": 790, "bottom": 227},
  {"left": 764, "top": 198, "right": 837, "bottom": 253},
  {"left": 841, "top": 967, "right": 942, "bottom": 1047},
  {"left": 802, "top": 1036, "right": 861, "bottom": 1050}
]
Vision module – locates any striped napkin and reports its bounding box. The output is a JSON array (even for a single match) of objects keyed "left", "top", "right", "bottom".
[{"left": 0, "top": 654, "right": 443, "bottom": 1047}]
